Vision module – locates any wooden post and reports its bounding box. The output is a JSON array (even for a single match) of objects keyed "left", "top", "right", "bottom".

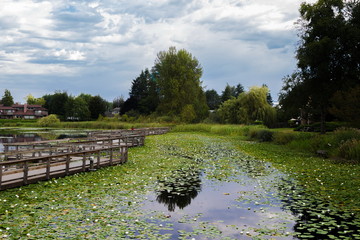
[
  {"left": 23, "top": 161, "right": 29, "bottom": 185},
  {"left": 82, "top": 154, "right": 86, "bottom": 171},
  {"left": 110, "top": 148, "right": 113, "bottom": 165},
  {"left": 0, "top": 164, "right": 3, "bottom": 190},
  {"left": 66, "top": 155, "right": 70, "bottom": 176},
  {"left": 97, "top": 152, "right": 100, "bottom": 168},
  {"left": 46, "top": 158, "right": 51, "bottom": 180}
]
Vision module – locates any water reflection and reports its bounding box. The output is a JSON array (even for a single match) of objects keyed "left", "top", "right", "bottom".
[
  {"left": 155, "top": 168, "right": 202, "bottom": 212},
  {"left": 277, "top": 178, "right": 360, "bottom": 239}
]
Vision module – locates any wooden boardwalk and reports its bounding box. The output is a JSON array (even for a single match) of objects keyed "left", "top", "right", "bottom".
[{"left": 0, "top": 127, "right": 169, "bottom": 190}]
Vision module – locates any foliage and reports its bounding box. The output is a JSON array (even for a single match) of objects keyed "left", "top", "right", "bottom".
[
  {"left": 180, "top": 104, "right": 196, "bottom": 123},
  {"left": 37, "top": 114, "right": 61, "bottom": 127},
  {"left": 122, "top": 69, "right": 159, "bottom": 115},
  {"left": 65, "top": 96, "right": 91, "bottom": 121},
  {"left": 154, "top": 46, "right": 209, "bottom": 122},
  {"left": 217, "top": 86, "right": 276, "bottom": 126},
  {"left": 329, "top": 85, "right": 360, "bottom": 127},
  {"left": 112, "top": 96, "right": 125, "bottom": 109},
  {"left": 0, "top": 89, "right": 14, "bottom": 106},
  {"left": 338, "top": 139, "right": 360, "bottom": 163},
  {"left": 89, "top": 95, "right": 107, "bottom": 120},
  {"left": 294, "top": 122, "right": 344, "bottom": 132},
  {"left": 273, "top": 132, "right": 296, "bottom": 145},
  {"left": 25, "top": 94, "right": 45, "bottom": 106},
  {"left": 205, "top": 89, "right": 221, "bottom": 110},
  {"left": 220, "top": 83, "right": 244, "bottom": 103},
  {"left": 43, "top": 91, "right": 69, "bottom": 119},
  {"left": 280, "top": 0, "right": 360, "bottom": 132}
]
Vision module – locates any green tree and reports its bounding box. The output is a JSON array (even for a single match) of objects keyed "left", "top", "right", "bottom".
[
  {"left": 221, "top": 84, "right": 235, "bottom": 103},
  {"left": 282, "top": 0, "right": 360, "bottom": 132},
  {"left": 329, "top": 86, "right": 360, "bottom": 126},
  {"left": 113, "top": 96, "right": 125, "bottom": 109},
  {"left": 89, "top": 95, "right": 107, "bottom": 119},
  {"left": 1, "top": 89, "right": 14, "bottom": 106},
  {"left": 221, "top": 83, "right": 244, "bottom": 103},
  {"left": 217, "top": 86, "right": 276, "bottom": 126},
  {"left": 154, "top": 47, "right": 208, "bottom": 121},
  {"left": 205, "top": 89, "right": 221, "bottom": 110},
  {"left": 65, "top": 96, "right": 91, "bottom": 121},
  {"left": 25, "top": 94, "right": 46, "bottom": 106},
  {"left": 43, "top": 91, "right": 69, "bottom": 119}
]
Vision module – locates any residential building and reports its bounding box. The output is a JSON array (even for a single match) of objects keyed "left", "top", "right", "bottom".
[{"left": 0, "top": 104, "right": 48, "bottom": 119}]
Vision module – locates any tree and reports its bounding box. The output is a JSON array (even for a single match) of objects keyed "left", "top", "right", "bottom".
[
  {"left": 113, "top": 96, "right": 125, "bottom": 109},
  {"left": 65, "top": 96, "right": 91, "bottom": 121},
  {"left": 25, "top": 94, "right": 45, "bottom": 106},
  {"left": 89, "top": 95, "right": 107, "bottom": 119},
  {"left": 221, "top": 83, "right": 244, "bottom": 103},
  {"left": 262, "top": 84, "right": 273, "bottom": 106},
  {"left": 205, "top": 89, "right": 221, "bottom": 110},
  {"left": 282, "top": 0, "right": 360, "bottom": 132},
  {"left": 154, "top": 47, "right": 208, "bottom": 121},
  {"left": 221, "top": 84, "right": 235, "bottom": 103},
  {"left": 1, "top": 89, "right": 14, "bottom": 106},
  {"left": 217, "top": 86, "right": 276, "bottom": 126},
  {"left": 43, "top": 91, "right": 69, "bottom": 119},
  {"left": 329, "top": 85, "right": 360, "bottom": 126}
]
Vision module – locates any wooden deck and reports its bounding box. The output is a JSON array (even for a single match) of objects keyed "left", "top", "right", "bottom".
[{"left": 0, "top": 127, "right": 169, "bottom": 190}]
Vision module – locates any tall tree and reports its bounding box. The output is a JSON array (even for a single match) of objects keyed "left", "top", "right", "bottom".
[
  {"left": 154, "top": 47, "right": 208, "bottom": 121},
  {"left": 1, "top": 89, "right": 14, "bottom": 106},
  {"left": 113, "top": 96, "right": 125, "bottom": 109},
  {"left": 262, "top": 84, "right": 273, "bottom": 106},
  {"left": 89, "top": 95, "right": 107, "bottom": 119},
  {"left": 221, "top": 84, "right": 235, "bottom": 103},
  {"left": 65, "top": 96, "right": 91, "bottom": 121},
  {"left": 43, "top": 91, "right": 69, "bottom": 119},
  {"left": 122, "top": 69, "right": 159, "bottom": 115},
  {"left": 279, "top": 0, "right": 360, "bottom": 132},
  {"left": 205, "top": 89, "right": 221, "bottom": 110}
]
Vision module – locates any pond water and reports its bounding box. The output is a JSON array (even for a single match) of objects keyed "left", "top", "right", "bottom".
[
  {"left": 140, "top": 136, "right": 360, "bottom": 239},
  {"left": 0, "top": 131, "right": 358, "bottom": 239}
]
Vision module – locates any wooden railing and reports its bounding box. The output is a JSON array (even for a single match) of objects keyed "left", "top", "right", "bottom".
[{"left": 0, "top": 127, "right": 170, "bottom": 190}]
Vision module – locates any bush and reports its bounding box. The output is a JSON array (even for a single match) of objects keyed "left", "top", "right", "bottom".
[
  {"left": 294, "top": 122, "right": 344, "bottom": 132},
  {"left": 338, "top": 139, "right": 360, "bottom": 163},
  {"left": 256, "top": 130, "right": 274, "bottom": 142},
  {"left": 37, "top": 114, "right": 61, "bottom": 127},
  {"left": 247, "top": 129, "right": 274, "bottom": 142},
  {"left": 273, "top": 132, "right": 296, "bottom": 145}
]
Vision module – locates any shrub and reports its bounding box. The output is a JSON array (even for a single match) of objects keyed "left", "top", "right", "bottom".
[
  {"left": 181, "top": 104, "right": 196, "bottom": 123},
  {"left": 37, "top": 114, "right": 60, "bottom": 127},
  {"left": 273, "top": 132, "right": 296, "bottom": 145},
  {"left": 337, "top": 139, "right": 360, "bottom": 163},
  {"left": 256, "top": 130, "right": 274, "bottom": 142}
]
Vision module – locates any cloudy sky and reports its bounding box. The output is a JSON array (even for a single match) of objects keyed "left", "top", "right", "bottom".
[{"left": 0, "top": 0, "right": 316, "bottom": 103}]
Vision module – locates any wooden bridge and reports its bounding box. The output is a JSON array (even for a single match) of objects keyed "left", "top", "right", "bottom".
[{"left": 0, "top": 127, "right": 169, "bottom": 190}]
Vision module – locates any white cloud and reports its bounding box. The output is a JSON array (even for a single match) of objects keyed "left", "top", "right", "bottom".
[{"left": 0, "top": 0, "right": 317, "bottom": 102}]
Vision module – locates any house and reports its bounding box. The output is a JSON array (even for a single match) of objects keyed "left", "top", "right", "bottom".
[{"left": 0, "top": 104, "right": 48, "bottom": 119}]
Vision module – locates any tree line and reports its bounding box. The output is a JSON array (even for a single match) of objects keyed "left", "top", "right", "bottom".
[
  {"left": 279, "top": 0, "right": 360, "bottom": 131},
  {"left": 0, "top": 89, "right": 109, "bottom": 121}
]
